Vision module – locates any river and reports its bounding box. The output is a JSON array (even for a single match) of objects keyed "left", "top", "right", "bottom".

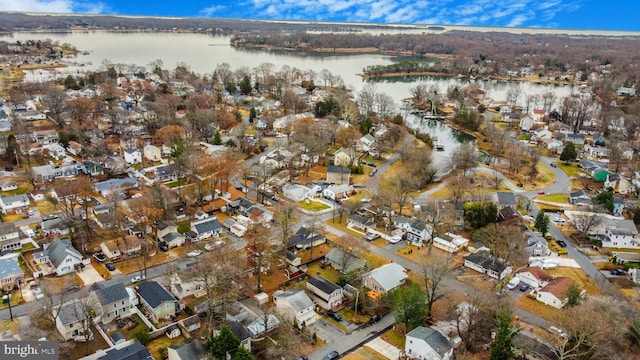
[{"left": 1, "top": 30, "right": 576, "bottom": 171}]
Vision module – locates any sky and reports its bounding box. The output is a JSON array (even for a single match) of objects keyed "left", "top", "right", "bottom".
[{"left": 0, "top": 0, "right": 638, "bottom": 32}]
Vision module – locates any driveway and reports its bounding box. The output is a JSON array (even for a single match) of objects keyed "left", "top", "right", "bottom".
[
  {"left": 365, "top": 337, "right": 401, "bottom": 359},
  {"left": 311, "top": 317, "right": 346, "bottom": 343},
  {"left": 76, "top": 264, "right": 106, "bottom": 285}
]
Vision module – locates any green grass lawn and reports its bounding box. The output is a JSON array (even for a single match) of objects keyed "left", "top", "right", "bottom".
[
  {"left": 536, "top": 194, "right": 569, "bottom": 203},
  {"left": 556, "top": 162, "right": 579, "bottom": 176},
  {"left": 299, "top": 200, "right": 331, "bottom": 212},
  {"left": 165, "top": 178, "right": 189, "bottom": 188}
]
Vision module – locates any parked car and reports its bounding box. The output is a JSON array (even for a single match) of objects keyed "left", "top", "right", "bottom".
[
  {"left": 296, "top": 356, "right": 309, "bottom": 360},
  {"left": 550, "top": 162, "right": 557, "bottom": 168},
  {"left": 363, "top": 233, "right": 380, "bottom": 241},
  {"left": 519, "top": 283, "right": 530, "bottom": 292},
  {"left": 323, "top": 351, "right": 339, "bottom": 360},
  {"left": 159, "top": 243, "right": 169, "bottom": 252},
  {"left": 610, "top": 268, "right": 628, "bottom": 276},
  {"left": 368, "top": 314, "right": 382, "bottom": 324},
  {"left": 548, "top": 326, "right": 567, "bottom": 337},
  {"left": 327, "top": 310, "right": 343, "bottom": 322},
  {"left": 31, "top": 286, "right": 44, "bottom": 300},
  {"left": 556, "top": 240, "right": 567, "bottom": 247},
  {"left": 64, "top": 285, "right": 82, "bottom": 293},
  {"left": 187, "top": 250, "right": 202, "bottom": 257},
  {"left": 4, "top": 166, "right": 12, "bottom": 171},
  {"left": 388, "top": 235, "right": 402, "bottom": 244},
  {"left": 93, "top": 252, "right": 106, "bottom": 262},
  {"left": 131, "top": 275, "right": 146, "bottom": 284},
  {"left": 537, "top": 191, "right": 545, "bottom": 195},
  {"left": 105, "top": 262, "right": 116, "bottom": 271},
  {"left": 506, "top": 277, "right": 520, "bottom": 290}
]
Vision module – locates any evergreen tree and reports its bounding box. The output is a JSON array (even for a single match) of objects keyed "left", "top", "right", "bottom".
[
  {"left": 564, "top": 283, "right": 584, "bottom": 307},
  {"left": 594, "top": 191, "right": 614, "bottom": 213},
  {"left": 534, "top": 211, "right": 550, "bottom": 237},
  {"left": 490, "top": 308, "right": 520, "bottom": 360},
  {"left": 232, "top": 346, "right": 255, "bottom": 360},
  {"left": 560, "top": 142, "right": 577, "bottom": 163},
  {"left": 390, "top": 283, "right": 427, "bottom": 331},
  {"left": 206, "top": 326, "right": 241, "bottom": 360},
  {"left": 213, "top": 131, "right": 222, "bottom": 145},
  {"left": 249, "top": 108, "right": 257, "bottom": 123},
  {"left": 239, "top": 75, "right": 253, "bottom": 95}
]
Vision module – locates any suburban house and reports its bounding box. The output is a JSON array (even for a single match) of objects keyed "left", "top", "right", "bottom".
[
  {"left": 333, "top": 148, "right": 354, "bottom": 167},
  {"left": 180, "top": 316, "right": 201, "bottom": 334},
  {"left": 569, "top": 190, "right": 591, "bottom": 205},
  {"left": 432, "top": 233, "right": 470, "bottom": 253},
  {"left": 100, "top": 236, "right": 143, "bottom": 261},
  {"left": 162, "top": 232, "right": 186, "bottom": 248},
  {"left": 287, "top": 226, "right": 327, "bottom": 250},
  {"left": 322, "top": 184, "right": 352, "bottom": 200},
  {"left": 54, "top": 300, "right": 94, "bottom": 342},
  {"left": 326, "top": 165, "right": 351, "bottom": 185},
  {"left": 94, "top": 340, "right": 153, "bottom": 360},
  {"left": 89, "top": 282, "right": 133, "bottom": 324},
  {"left": 605, "top": 173, "right": 632, "bottom": 195},
  {"left": 613, "top": 197, "right": 625, "bottom": 216},
  {"left": 525, "top": 231, "right": 551, "bottom": 257},
  {"left": 405, "top": 326, "right": 453, "bottom": 360},
  {"left": 565, "top": 133, "right": 586, "bottom": 145},
  {"left": 226, "top": 197, "right": 257, "bottom": 217},
  {"left": 94, "top": 177, "right": 139, "bottom": 197},
  {"left": 143, "top": 144, "right": 162, "bottom": 162},
  {"left": 0, "top": 223, "right": 24, "bottom": 251},
  {"left": 306, "top": 276, "right": 344, "bottom": 310},
  {"left": 407, "top": 219, "right": 431, "bottom": 246},
  {"left": 535, "top": 277, "right": 584, "bottom": 309},
  {"left": 357, "top": 134, "right": 376, "bottom": 152},
  {"left": 155, "top": 222, "right": 178, "bottom": 239},
  {"left": 464, "top": 250, "right": 512, "bottom": 280},
  {"left": 190, "top": 217, "right": 223, "bottom": 241},
  {"left": 33, "top": 238, "right": 90, "bottom": 276},
  {"left": 41, "top": 218, "right": 69, "bottom": 237},
  {"left": 228, "top": 320, "right": 252, "bottom": 352},
  {"left": 154, "top": 164, "right": 181, "bottom": 182},
  {"left": 169, "top": 274, "right": 205, "bottom": 300},
  {"left": 167, "top": 339, "right": 207, "bottom": 360},
  {"left": 123, "top": 148, "right": 142, "bottom": 164},
  {"left": 66, "top": 140, "right": 82, "bottom": 156},
  {"left": 519, "top": 115, "right": 534, "bottom": 131},
  {"left": 325, "top": 248, "right": 367, "bottom": 274},
  {"left": 137, "top": 281, "right": 179, "bottom": 322},
  {"left": 273, "top": 289, "right": 317, "bottom": 328},
  {"left": 363, "top": 263, "right": 408, "bottom": 295},
  {"left": 601, "top": 219, "right": 638, "bottom": 249},
  {"left": 347, "top": 214, "right": 375, "bottom": 232},
  {"left": 282, "top": 184, "right": 316, "bottom": 202},
  {"left": 0, "top": 181, "right": 18, "bottom": 192},
  {"left": 492, "top": 192, "right": 516, "bottom": 209},
  {"left": 0, "top": 194, "right": 30, "bottom": 214},
  {"left": 0, "top": 254, "right": 23, "bottom": 291},
  {"left": 516, "top": 266, "right": 554, "bottom": 289}
]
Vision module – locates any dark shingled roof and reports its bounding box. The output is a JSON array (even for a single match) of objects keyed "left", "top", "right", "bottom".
[
  {"left": 97, "top": 341, "right": 152, "bottom": 360},
  {"left": 137, "top": 281, "right": 175, "bottom": 309},
  {"left": 406, "top": 326, "right": 452, "bottom": 357},
  {"left": 94, "top": 282, "right": 128, "bottom": 306},
  {"left": 308, "top": 276, "right": 341, "bottom": 296}
]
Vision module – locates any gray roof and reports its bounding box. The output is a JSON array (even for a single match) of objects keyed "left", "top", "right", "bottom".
[
  {"left": 406, "top": 326, "right": 452, "bottom": 357},
  {"left": 193, "top": 217, "right": 222, "bottom": 234},
  {"left": 287, "top": 226, "right": 326, "bottom": 248},
  {"left": 111, "top": 331, "right": 125, "bottom": 344},
  {"left": 228, "top": 320, "right": 252, "bottom": 341},
  {"left": 95, "top": 177, "right": 138, "bottom": 193},
  {"left": 98, "top": 341, "right": 152, "bottom": 360},
  {"left": 465, "top": 250, "right": 509, "bottom": 273},
  {"left": 308, "top": 276, "right": 341, "bottom": 295},
  {"left": 327, "top": 165, "right": 350, "bottom": 174},
  {"left": 124, "top": 148, "right": 138, "bottom": 154},
  {"left": 162, "top": 232, "right": 185, "bottom": 243},
  {"left": 0, "top": 193, "right": 29, "bottom": 204},
  {"left": 613, "top": 219, "right": 638, "bottom": 235},
  {"left": 0, "top": 222, "right": 17, "bottom": 235},
  {"left": 325, "top": 248, "right": 366, "bottom": 273},
  {"left": 367, "top": 263, "right": 407, "bottom": 292},
  {"left": 273, "top": 289, "right": 314, "bottom": 312},
  {"left": 42, "top": 217, "right": 66, "bottom": 231},
  {"left": 168, "top": 339, "right": 206, "bottom": 360},
  {"left": 137, "top": 281, "right": 176, "bottom": 309},
  {"left": 494, "top": 192, "right": 516, "bottom": 206},
  {"left": 57, "top": 300, "right": 88, "bottom": 326},
  {"left": 0, "top": 257, "right": 22, "bottom": 279},
  {"left": 43, "top": 238, "right": 83, "bottom": 267},
  {"left": 94, "top": 282, "right": 128, "bottom": 306}
]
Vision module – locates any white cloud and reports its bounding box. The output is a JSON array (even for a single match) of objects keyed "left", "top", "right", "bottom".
[
  {"left": 0, "top": 0, "right": 107, "bottom": 14},
  {"left": 199, "top": 5, "right": 227, "bottom": 17}
]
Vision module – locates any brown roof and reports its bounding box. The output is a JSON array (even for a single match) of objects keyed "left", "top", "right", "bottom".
[
  {"left": 518, "top": 266, "right": 554, "bottom": 282},
  {"left": 540, "top": 276, "right": 574, "bottom": 299}
]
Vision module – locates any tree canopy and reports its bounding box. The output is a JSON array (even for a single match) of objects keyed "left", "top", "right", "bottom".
[
  {"left": 390, "top": 283, "right": 427, "bottom": 331},
  {"left": 560, "top": 142, "right": 577, "bottom": 163},
  {"left": 534, "top": 211, "right": 550, "bottom": 236}
]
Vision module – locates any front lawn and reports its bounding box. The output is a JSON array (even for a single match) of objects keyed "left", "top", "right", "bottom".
[
  {"left": 545, "top": 267, "right": 603, "bottom": 296},
  {"left": 165, "top": 178, "right": 189, "bottom": 188},
  {"left": 299, "top": 200, "right": 331, "bottom": 212},
  {"left": 536, "top": 194, "right": 569, "bottom": 203},
  {"left": 515, "top": 296, "right": 562, "bottom": 322},
  {"left": 556, "top": 162, "right": 579, "bottom": 176}
]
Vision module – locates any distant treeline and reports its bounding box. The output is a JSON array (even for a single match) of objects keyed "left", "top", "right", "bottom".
[{"left": 362, "top": 61, "right": 442, "bottom": 76}]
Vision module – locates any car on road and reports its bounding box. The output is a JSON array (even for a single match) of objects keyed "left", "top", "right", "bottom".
[
  {"left": 327, "top": 310, "right": 343, "bottom": 322},
  {"left": 388, "top": 235, "right": 402, "bottom": 244},
  {"left": 363, "top": 233, "right": 380, "bottom": 241},
  {"left": 522, "top": 215, "right": 535, "bottom": 222},
  {"left": 610, "top": 268, "right": 628, "bottom": 276},
  {"left": 64, "top": 285, "right": 82, "bottom": 293},
  {"left": 31, "top": 286, "right": 44, "bottom": 300},
  {"left": 323, "top": 351, "right": 339, "bottom": 360},
  {"left": 537, "top": 191, "right": 545, "bottom": 195},
  {"left": 131, "top": 275, "right": 146, "bottom": 283},
  {"left": 187, "top": 250, "right": 202, "bottom": 257},
  {"left": 550, "top": 162, "right": 557, "bottom": 168},
  {"left": 368, "top": 314, "right": 381, "bottom": 324},
  {"left": 105, "top": 262, "right": 116, "bottom": 271},
  {"left": 369, "top": 168, "right": 378, "bottom": 177},
  {"left": 519, "top": 283, "right": 530, "bottom": 292},
  {"left": 556, "top": 240, "right": 567, "bottom": 247},
  {"left": 93, "top": 252, "right": 106, "bottom": 262}
]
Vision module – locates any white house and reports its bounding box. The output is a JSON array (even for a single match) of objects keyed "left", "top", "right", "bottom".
[
  {"left": 463, "top": 251, "right": 512, "bottom": 280},
  {"left": 33, "top": 238, "right": 90, "bottom": 276},
  {"left": 89, "top": 282, "right": 133, "bottom": 324},
  {"left": 357, "top": 134, "right": 376, "bottom": 152},
  {"left": 605, "top": 173, "right": 632, "bottom": 195},
  {"left": 54, "top": 300, "right": 94, "bottom": 342},
  {"left": 515, "top": 266, "right": 554, "bottom": 289},
  {"left": 601, "top": 219, "right": 638, "bottom": 249},
  {"left": 0, "top": 181, "right": 18, "bottom": 192},
  {"left": 143, "top": 144, "right": 162, "bottom": 162},
  {"left": 0, "top": 223, "right": 23, "bottom": 251},
  {"left": 519, "top": 115, "right": 535, "bottom": 131},
  {"left": 432, "top": 233, "right": 469, "bottom": 253},
  {"left": 306, "top": 276, "right": 343, "bottom": 310},
  {"left": 322, "top": 184, "right": 352, "bottom": 201},
  {"left": 190, "top": 217, "right": 223, "bottom": 241},
  {"left": 137, "top": 281, "right": 179, "bottom": 322},
  {"left": 333, "top": 148, "right": 354, "bottom": 167},
  {"left": 0, "top": 194, "right": 30, "bottom": 214},
  {"left": 405, "top": 326, "right": 453, "bottom": 360},
  {"left": 536, "top": 277, "right": 584, "bottom": 309},
  {"left": 123, "top": 148, "right": 142, "bottom": 164},
  {"left": 273, "top": 289, "right": 317, "bottom": 328},
  {"left": 363, "top": 263, "right": 407, "bottom": 295}
]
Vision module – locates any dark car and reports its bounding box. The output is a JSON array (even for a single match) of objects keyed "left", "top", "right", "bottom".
[
  {"left": 295, "top": 356, "right": 309, "bottom": 360},
  {"left": 519, "top": 283, "right": 530, "bottom": 292},
  {"left": 323, "top": 351, "right": 339, "bottom": 360},
  {"left": 610, "top": 269, "right": 628, "bottom": 276},
  {"left": 4, "top": 166, "right": 12, "bottom": 171},
  {"left": 368, "top": 314, "right": 381, "bottom": 324},
  {"left": 556, "top": 240, "right": 567, "bottom": 247},
  {"left": 93, "top": 252, "right": 106, "bottom": 262},
  {"left": 65, "top": 285, "right": 82, "bottom": 293},
  {"left": 327, "top": 310, "right": 343, "bottom": 322},
  {"left": 105, "top": 262, "right": 116, "bottom": 271},
  {"left": 159, "top": 243, "right": 169, "bottom": 252}
]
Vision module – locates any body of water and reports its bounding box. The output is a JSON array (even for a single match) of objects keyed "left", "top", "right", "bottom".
[{"left": 1, "top": 30, "right": 576, "bottom": 172}]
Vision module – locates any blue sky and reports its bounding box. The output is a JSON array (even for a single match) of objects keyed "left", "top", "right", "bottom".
[{"left": 0, "top": 0, "right": 638, "bottom": 32}]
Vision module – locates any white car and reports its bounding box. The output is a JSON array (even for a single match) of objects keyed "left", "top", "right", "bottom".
[
  {"left": 131, "top": 275, "right": 146, "bottom": 284},
  {"left": 31, "top": 287, "right": 44, "bottom": 300},
  {"left": 187, "top": 250, "right": 202, "bottom": 257},
  {"left": 360, "top": 198, "right": 372, "bottom": 203},
  {"left": 389, "top": 235, "right": 403, "bottom": 244},
  {"left": 506, "top": 277, "right": 520, "bottom": 290}
]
